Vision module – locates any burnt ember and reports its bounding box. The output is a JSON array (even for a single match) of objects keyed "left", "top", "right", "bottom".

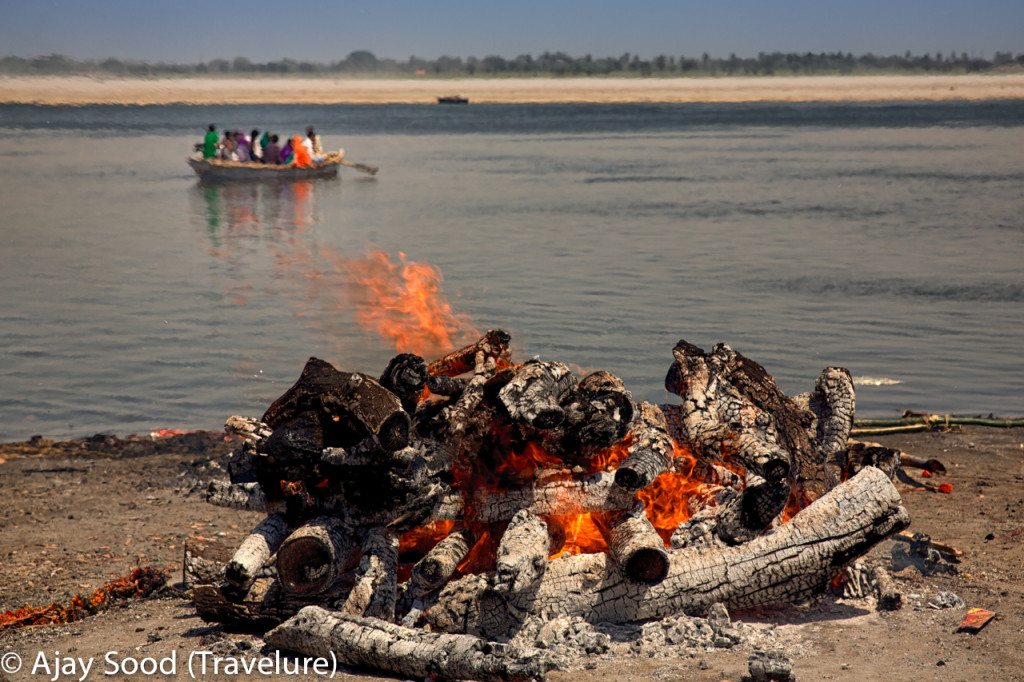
[{"left": 192, "top": 329, "right": 911, "bottom": 681}]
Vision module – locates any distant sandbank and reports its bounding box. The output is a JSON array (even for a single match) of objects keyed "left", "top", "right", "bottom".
[{"left": 2, "top": 74, "right": 1023, "bottom": 105}]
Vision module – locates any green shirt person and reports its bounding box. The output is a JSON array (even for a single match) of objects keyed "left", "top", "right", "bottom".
[{"left": 202, "top": 124, "right": 220, "bottom": 159}]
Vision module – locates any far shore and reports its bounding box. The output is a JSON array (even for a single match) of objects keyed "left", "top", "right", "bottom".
[{"left": 2, "top": 74, "right": 1024, "bottom": 105}]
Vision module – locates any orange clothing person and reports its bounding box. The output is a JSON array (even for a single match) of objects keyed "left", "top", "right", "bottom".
[{"left": 291, "top": 135, "right": 312, "bottom": 168}]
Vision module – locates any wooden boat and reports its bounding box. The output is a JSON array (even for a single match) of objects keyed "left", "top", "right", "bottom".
[
  {"left": 437, "top": 95, "right": 469, "bottom": 104},
  {"left": 188, "top": 151, "right": 344, "bottom": 181}
]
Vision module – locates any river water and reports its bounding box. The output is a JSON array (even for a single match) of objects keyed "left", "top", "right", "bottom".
[{"left": 0, "top": 102, "right": 1022, "bottom": 440}]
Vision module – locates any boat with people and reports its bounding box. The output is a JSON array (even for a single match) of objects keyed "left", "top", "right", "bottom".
[
  {"left": 188, "top": 151, "right": 346, "bottom": 181},
  {"left": 437, "top": 95, "right": 469, "bottom": 104}
]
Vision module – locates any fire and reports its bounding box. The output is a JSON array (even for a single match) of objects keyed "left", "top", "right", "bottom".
[
  {"left": 398, "top": 519, "right": 457, "bottom": 557},
  {"left": 344, "top": 251, "right": 479, "bottom": 357},
  {"left": 547, "top": 512, "right": 609, "bottom": 557},
  {"left": 496, "top": 441, "right": 563, "bottom": 479}
]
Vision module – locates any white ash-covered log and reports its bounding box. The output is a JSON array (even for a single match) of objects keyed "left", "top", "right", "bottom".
[
  {"left": 614, "top": 401, "right": 674, "bottom": 491},
  {"left": 427, "top": 467, "right": 909, "bottom": 637}
]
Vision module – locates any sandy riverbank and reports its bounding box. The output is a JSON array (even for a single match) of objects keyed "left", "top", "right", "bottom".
[
  {"left": 2, "top": 74, "right": 1024, "bottom": 105},
  {"left": 1, "top": 426, "right": 1023, "bottom": 680}
]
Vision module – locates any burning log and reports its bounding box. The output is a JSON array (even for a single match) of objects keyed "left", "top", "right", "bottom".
[
  {"left": 426, "top": 374, "right": 469, "bottom": 397},
  {"left": 262, "top": 357, "right": 410, "bottom": 452},
  {"left": 478, "top": 511, "right": 550, "bottom": 638},
  {"left": 379, "top": 353, "right": 428, "bottom": 413},
  {"left": 607, "top": 505, "right": 670, "bottom": 584},
  {"left": 224, "top": 513, "right": 289, "bottom": 597},
  {"left": 341, "top": 527, "right": 400, "bottom": 621},
  {"left": 498, "top": 359, "right": 576, "bottom": 429},
  {"left": 427, "top": 467, "right": 909, "bottom": 636},
  {"left": 265, "top": 607, "right": 554, "bottom": 682},
  {"left": 409, "top": 528, "right": 474, "bottom": 596},
  {"left": 276, "top": 517, "right": 360, "bottom": 597},
  {"left": 469, "top": 471, "right": 634, "bottom": 523},
  {"left": 444, "top": 351, "right": 496, "bottom": 438},
  {"left": 399, "top": 528, "right": 474, "bottom": 626},
  {"left": 615, "top": 402, "right": 674, "bottom": 491},
  {"left": 427, "top": 329, "right": 511, "bottom": 377}
]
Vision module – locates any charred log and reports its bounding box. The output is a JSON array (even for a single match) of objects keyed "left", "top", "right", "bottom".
[
  {"left": 410, "top": 528, "right": 474, "bottom": 596},
  {"left": 203, "top": 480, "right": 268, "bottom": 512},
  {"left": 428, "top": 467, "right": 909, "bottom": 634},
  {"left": 276, "top": 517, "right": 360, "bottom": 597},
  {"left": 559, "top": 371, "right": 634, "bottom": 456},
  {"left": 266, "top": 607, "right": 555, "bottom": 682},
  {"left": 607, "top": 506, "right": 670, "bottom": 584},
  {"left": 341, "top": 527, "right": 400, "bottom": 621},
  {"left": 224, "top": 513, "right": 289, "bottom": 598},
  {"left": 844, "top": 441, "right": 901, "bottom": 480},
  {"left": 497, "top": 360, "right": 576, "bottom": 429},
  {"left": 665, "top": 341, "right": 792, "bottom": 483},
  {"left": 225, "top": 415, "right": 272, "bottom": 445},
  {"left": 427, "top": 329, "right": 512, "bottom": 377},
  {"left": 478, "top": 510, "right": 550, "bottom": 639},
  {"left": 379, "top": 353, "right": 428, "bottom": 413},
  {"left": 615, "top": 402, "right": 674, "bottom": 491},
  {"left": 262, "top": 357, "right": 410, "bottom": 452}
]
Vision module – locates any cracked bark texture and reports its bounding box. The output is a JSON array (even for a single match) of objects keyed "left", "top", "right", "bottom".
[
  {"left": 341, "top": 527, "right": 400, "bottom": 621},
  {"left": 478, "top": 510, "right": 550, "bottom": 638},
  {"left": 615, "top": 402, "right": 675, "bottom": 491},
  {"left": 427, "top": 467, "right": 909, "bottom": 635},
  {"left": 276, "top": 517, "right": 360, "bottom": 596},
  {"left": 607, "top": 505, "right": 670, "bottom": 584},
  {"left": 224, "top": 513, "right": 289, "bottom": 595},
  {"left": 266, "top": 607, "right": 555, "bottom": 682},
  {"left": 498, "top": 359, "right": 577, "bottom": 429}
]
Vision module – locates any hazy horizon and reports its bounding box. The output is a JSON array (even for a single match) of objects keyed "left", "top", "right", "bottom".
[{"left": 1, "top": 0, "right": 1022, "bottom": 64}]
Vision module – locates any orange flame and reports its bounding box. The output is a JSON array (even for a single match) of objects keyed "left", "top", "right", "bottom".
[
  {"left": 546, "top": 512, "right": 610, "bottom": 557},
  {"left": 344, "top": 251, "right": 479, "bottom": 357},
  {"left": 398, "top": 519, "right": 457, "bottom": 557}
]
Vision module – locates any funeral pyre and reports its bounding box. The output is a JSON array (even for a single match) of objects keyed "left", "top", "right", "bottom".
[{"left": 189, "top": 330, "right": 910, "bottom": 680}]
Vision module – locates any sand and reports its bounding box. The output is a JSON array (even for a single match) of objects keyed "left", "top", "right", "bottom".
[
  {"left": 2, "top": 74, "right": 1024, "bottom": 105},
  {"left": 1, "top": 426, "right": 1023, "bottom": 680}
]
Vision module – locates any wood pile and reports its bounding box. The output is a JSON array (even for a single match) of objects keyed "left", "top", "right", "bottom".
[{"left": 189, "top": 330, "right": 910, "bottom": 680}]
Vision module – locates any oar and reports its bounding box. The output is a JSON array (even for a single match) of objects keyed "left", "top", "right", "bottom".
[{"left": 339, "top": 158, "right": 379, "bottom": 176}]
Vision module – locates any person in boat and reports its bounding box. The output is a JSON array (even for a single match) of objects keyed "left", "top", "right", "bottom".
[
  {"left": 259, "top": 130, "right": 271, "bottom": 159},
  {"left": 291, "top": 135, "right": 313, "bottom": 168},
  {"left": 304, "top": 127, "right": 327, "bottom": 163},
  {"left": 249, "top": 129, "right": 262, "bottom": 162},
  {"left": 219, "top": 130, "right": 236, "bottom": 161},
  {"left": 279, "top": 137, "right": 295, "bottom": 165},
  {"left": 235, "top": 131, "right": 252, "bottom": 162},
  {"left": 263, "top": 134, "right": 281, "bottom": 165},
  {"left": 202, "top": 124, "right": 219, "bottom": 160}
]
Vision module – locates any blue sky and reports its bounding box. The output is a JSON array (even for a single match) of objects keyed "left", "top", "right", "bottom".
[{"left": 1, "top": 0, "right": 1022, "bottom": 62}]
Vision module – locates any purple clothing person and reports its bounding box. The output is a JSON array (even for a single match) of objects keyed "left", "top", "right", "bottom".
[
  {"left": 235, "top": 132, "right": 252, "bottom": 162},
  {"left": 279, "top": 139, "right": 294, "bottom": 165}
]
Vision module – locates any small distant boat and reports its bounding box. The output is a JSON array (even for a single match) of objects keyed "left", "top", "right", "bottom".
[
  {"left": 188, "top": 151, "right": 346, "bottom": 181},
  {"left": 437, "top": 95, "right": 469, "bottom": 105}
]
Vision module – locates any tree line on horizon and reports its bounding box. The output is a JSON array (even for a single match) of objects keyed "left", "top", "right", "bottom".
[{"left": 2, "top": 50, "right": 1022, "bottom": 77}]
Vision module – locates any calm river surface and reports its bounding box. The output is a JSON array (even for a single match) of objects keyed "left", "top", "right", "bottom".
[{"left": 1, "top": 102, "right": 1022, "bottom": 440}]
